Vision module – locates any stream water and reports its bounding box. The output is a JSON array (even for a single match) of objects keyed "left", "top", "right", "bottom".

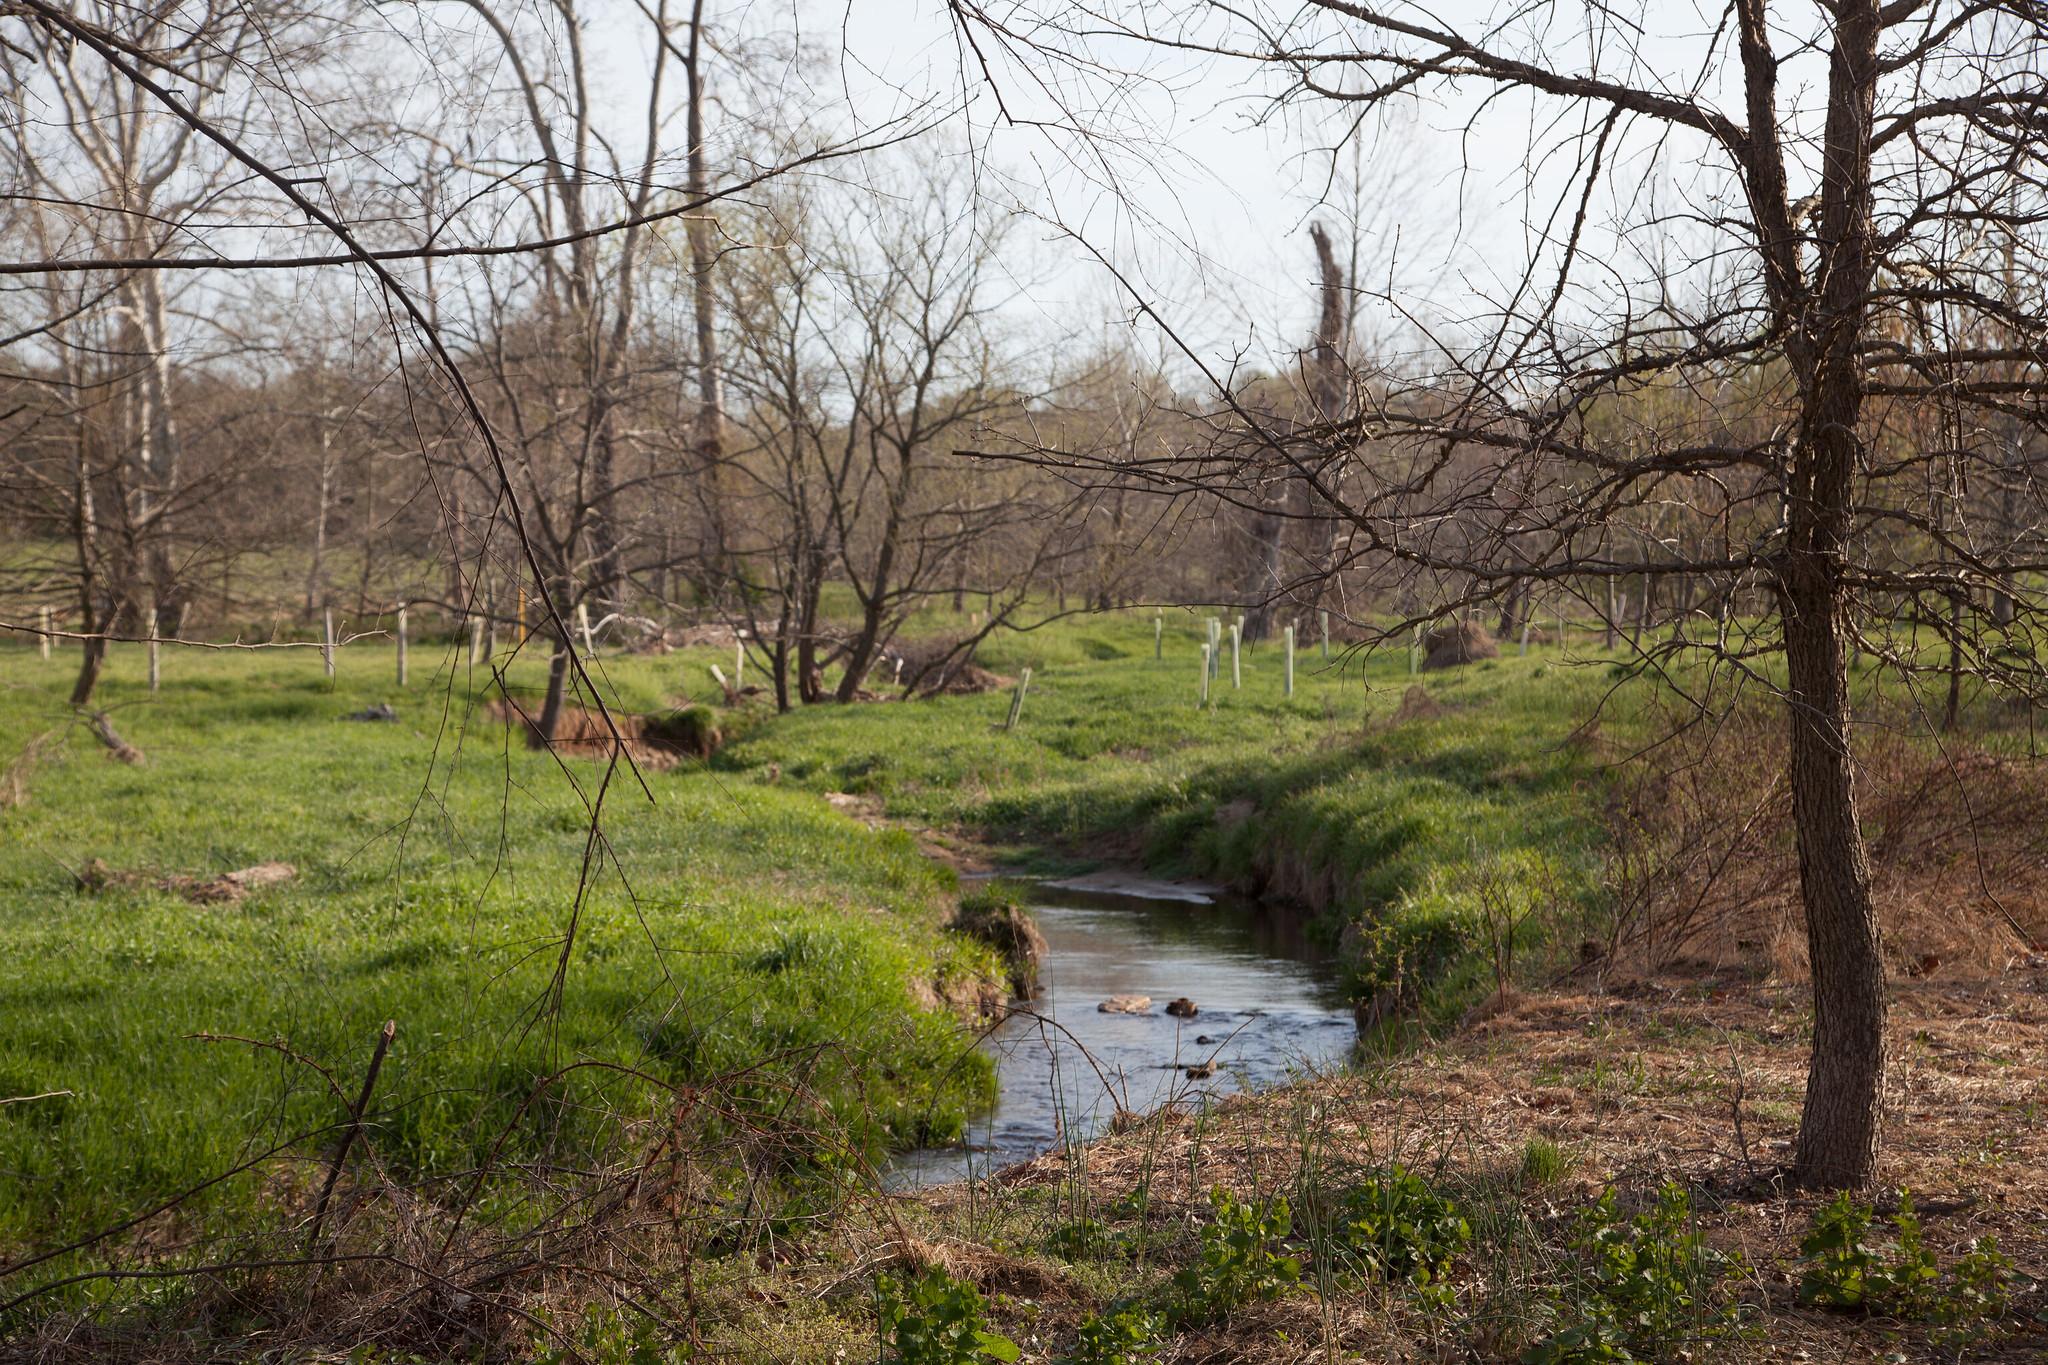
[{"left": 890, "top": 874, "right": 1357, "bottom": 1187}]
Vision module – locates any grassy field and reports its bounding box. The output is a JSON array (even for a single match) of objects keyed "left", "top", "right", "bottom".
[
  {"left": 6, "top": 609, "right": 2047, "bottom": 1358},
  {"left": 739, "top": 611, "right": 1618, "bottom": 1013},
  {"left": 0, "top": 613, "right": 1619, "bottom": 1262},
  {"left": 0, "top": 636, "right": 1005, "bottom": 1263}
]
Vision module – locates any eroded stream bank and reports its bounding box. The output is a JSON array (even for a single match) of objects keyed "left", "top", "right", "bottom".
[{"left": 896, "top": 873, "right": 1356, "bottom": 1186}]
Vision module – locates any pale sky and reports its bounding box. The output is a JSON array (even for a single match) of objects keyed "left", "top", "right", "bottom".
[{"left": 815, "top": 0, "right": 1493, "bottom": 371}]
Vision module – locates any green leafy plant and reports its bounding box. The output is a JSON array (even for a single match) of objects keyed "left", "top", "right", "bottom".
[
  {"left": 1942, "top": 1237, "right": 2016, "bottom": 1326},
  {"left": 1333, "top": 1163, "right": 1470, "bottom": 1292},
  {"left": 1799, "top": 1191, "right": 2015, "bottom": 1334},
  {"left": 1798, "top": 1190, "right": 1877, "bottom": 1309},
  {"left": 1525, "top": 1184, "right": 1746, "bottom": 1364},
  {"left": 877, "top": 1269, "right": 1021, "bottom": 1365},
  {"left": 1870, "top": 1192, "right": 1941, "bottom": 1318},
  {"left": 1168, "top": 1186, "right": 1301, "bottom": 1324},
  {"left": 1059, "top": 1303, "right": 1163, "bottom": 1365}
]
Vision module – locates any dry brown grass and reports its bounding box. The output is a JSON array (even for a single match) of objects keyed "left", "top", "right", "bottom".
[
  {"left": 1597, "top": 704, "right": 2048, "bottom": 984},
  {"left": 875, "top": 970, "right": 2048, "bottom": 1363}
]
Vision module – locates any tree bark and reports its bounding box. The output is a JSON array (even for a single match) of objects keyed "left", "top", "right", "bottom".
[
  {"left": 1247, "top": 223, "right": 1348, "bottom": 643},
  {"left": 1782, "top": 566, "right": 1886, "bottom": 1188}
]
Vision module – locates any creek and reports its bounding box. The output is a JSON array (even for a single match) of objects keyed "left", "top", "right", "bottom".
[{"left": 891, "top": 873, "right": 1355, "bottom": 1187}]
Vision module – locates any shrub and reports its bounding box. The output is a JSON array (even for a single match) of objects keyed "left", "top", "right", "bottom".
[
  {"left": 1168, "top": 1187, "right": 1301, "bottom": 1323},
  {"left": 877, "top": 1268, "right": 1021, "bottom": 1365}
]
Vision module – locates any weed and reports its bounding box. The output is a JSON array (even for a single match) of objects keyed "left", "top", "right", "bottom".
[
  {"left": 532, "top": 1305, "right": 690, "bottom": 1365},
  {"left": 876, "top": 1268, "right": 1021, "bottom": 1365},
  {"left": 1046, "top": 1215, "right": 1112, "bottom": 1261},
  {"left": 1798, "top": 1190, "right": 2015, "bottom": 1336},
  {"left": 1167, "top": 1186, "right": 1301, "bottom": 1324},
  {"left": 1332, "top": 1163, "right": 1470, "bottom": 1294},
  {"left": 1518, "top": 1137, "right": 1574, "bottom": 1187},
  {"left": 1058, "top": 1303, "right": 1163, "bottom": 1365},
  {"left": 1525, "top": 1184, "right": 1746, "bottom": 1364}
]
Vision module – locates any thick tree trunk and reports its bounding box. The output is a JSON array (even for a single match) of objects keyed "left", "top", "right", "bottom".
[
  {"left": 1783, "top": 567, "right": 1886, "bottom": 1188},
  {"left": 1240, "top": 506, "right": 1286, "bottom": 643},
  {"left": 1785, "top": 0, "right": 1886, "bottom": 1191},
  {"left": 1248, "top": 223, "right": 1349, "bottom": 644},
  {"left": 1495, "top": 583, "right": 1526, "bottom": 643},
  {"left": 836, "top": 601, "right": 886, "bottom": 702}
]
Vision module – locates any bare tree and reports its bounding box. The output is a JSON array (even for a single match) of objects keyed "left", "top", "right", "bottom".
[
  {"left": 952, "top": 0, "right": 2048, "bottom": 1187},
  {"left": 714, "top": 158, "right": 1043, "bottom": 705},
  {"left": 0, "top": 0, "right": 299, "bottom": 697}
]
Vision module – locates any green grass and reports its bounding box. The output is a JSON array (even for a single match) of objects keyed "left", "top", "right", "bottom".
[
  {"left": 732, "top": 610, "right": 1617, "bottom": 1015},
  {"left": 0, "top": 639, "right": 1001, "bottom": 1258},
  {"left": 0, "top": 608, "right": 1625, "bottom": 1287}
]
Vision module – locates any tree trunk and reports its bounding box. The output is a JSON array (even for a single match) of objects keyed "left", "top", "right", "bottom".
[
  {"left": 354, "top": 459, "right": 378, "bottom": 615},
  {"left": 836, "top": 601, "right": 887, "bottom": 702},
  {"left": 528, "top": 635, "right": 571, "bottom": 749},
  {"left": 1943, "top": 589, "right": 1963, "bottom": 732},
  {"left": 796, "top": 553, "right": 825, "bottom": 705},
  {"left": 1785, "top": 0, "right": 1887, "bottom": 1191},
  {"left": 770, "top": 619, "right": 792, "bottom": 713},
  {"left": 70, "top": 593, "right": 112, "bottom": 708},
  {"left": 445, "top": 475, "right": 469, "bottom": 611},
  {"left": 133, "top": 274, "right": 188, "bottom": 637},
  {"left": 683, "top": 0, "right": 728, "bottom": 588},
  {"left": 306, "top": 428, "right": 332, "bottom": 619},
  {"left": 1240, "top": 504, "right": 1286, "bottom": 643},
  {"left": 589, "top": 401, "right": 622, "bottom": 612},
  {"left": 1247, "top": 223, "right": 1348, "bottom": 644},
  {"left": 1495, "top": 583, "right": 1526, "bottom": 643},
  {"left": 69, "top": 424, "right": 108, "bottom": 708},
  {"left": 835, "top": 469, "right": 909, "bottom": 703},
  {"left": 1782, "top": 568, "right": 1886, "bottom": 1189}
]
